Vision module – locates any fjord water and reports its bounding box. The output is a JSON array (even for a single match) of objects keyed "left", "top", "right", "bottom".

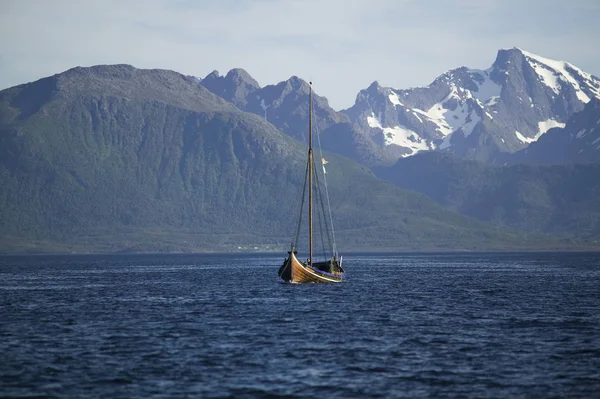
[{"left": 1, "top": 253, "right": 599, "bottom": 398}]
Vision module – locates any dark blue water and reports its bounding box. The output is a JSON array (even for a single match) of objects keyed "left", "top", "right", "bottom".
[{"left": 1, "top": 252, "right": 599, "bottom": 398}]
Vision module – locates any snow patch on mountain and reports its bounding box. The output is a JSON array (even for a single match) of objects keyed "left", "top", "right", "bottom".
[
  {"left": 412, "top": 107, "right": 451, "bottom": 136},
  {"left": 388, "top": 91, "right": 402, "bottom": 106},
  {"left": 420, "top": 98, "right": 471, "bottom": 136},
  {"left": 520, "top": 49, "right": 595, "bottom": 103},
  {"left": 409, "top": 77, "right": 492, "bottom": 139},
  {"left": 517, "top": 119, "right": 567, "bottom": 144},
  {"left": 367, "top": 112, "right": 430, "bottom": 155},
  {"left": 538, "top": 119, "right": 566, "bottom": 135},
  {"left": 462, "top": 112, "right": 481, "bottom": 137},
  {"left": 527, "top": 59, "right": 561, "bottom": 94},
  {"left": 412, "top": 111, "right": 423, "bottom": 123},
  {"left": 470, "top": 69, "right": 502, "bottom": 102},
  {"left": 487, "top": 96, "right": 500, "bottom": 106},
  {"left": 515, "top": 131, "right": 534, "bottom": 144},
  {"left": 583, "top": 75, "right": 600, "bottom": 98}
]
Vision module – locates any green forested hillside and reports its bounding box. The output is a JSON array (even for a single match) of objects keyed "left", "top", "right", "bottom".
[
  {"left": 376, "top": 152, "right": 600, "bottom": 239},
  {"left": 0, "top": 65, "right": 590, "bottom": 253}
]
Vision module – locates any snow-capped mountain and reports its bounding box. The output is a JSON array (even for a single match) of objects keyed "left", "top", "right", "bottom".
[
  {"left": 506, "top": 98, "right": 600, "bottom": 164},
  {"left": 199, "top": 48, "right": 600, "bottom": 166},
  {"left": 343, "top": 48, "right": 600, "bottom": 162}
]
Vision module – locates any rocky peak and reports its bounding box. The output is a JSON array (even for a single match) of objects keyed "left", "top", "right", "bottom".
[
  {"left": 224, "top": 68, "right": 260, "bottom": 89},
  {"left": 283, "top": 76, "right": 310, "bottom": 93},
  {"left": 62, "top": 64, "right": 138, "bottom": 80},
  {"left": 200, "top": 68, "right": 261, "bottom": 108},
  {"left": 204, "top": 70, "right": 220, "bottom": 80},
  {"left": 492, "top": 48, "right": 525, "bottom": 70}
]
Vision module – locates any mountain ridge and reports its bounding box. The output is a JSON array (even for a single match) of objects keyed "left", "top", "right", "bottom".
[
  {"left": 1, "top": 63, "right": 563, "bottom": 253},
  {"left": 375, "top": 151, "right": 600, "bottom": 238},
  {"left": 343, "top": 47, "right": 600, "bottom": 163},
  {"left": 199, "top": 48, "right": 600, "bottom": 166}
]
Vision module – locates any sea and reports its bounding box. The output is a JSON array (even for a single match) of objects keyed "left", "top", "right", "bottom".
[{"left": 1, "top": 252, "right": 599, "bottom": 398}]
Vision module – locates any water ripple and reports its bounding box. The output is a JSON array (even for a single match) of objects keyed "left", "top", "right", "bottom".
[{"left": 1, "top": 252, "right": 599, "bottom": 397}]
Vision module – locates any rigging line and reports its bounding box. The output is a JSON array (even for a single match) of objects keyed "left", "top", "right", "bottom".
[
  {"left": 314, "top": 119, "right": 338, "bottom": 256},
  {"left": 312, "top": 163, "right": 328, "bottom": 260},
  {"left": 315, "top": 182, "right": 327, "bottom": 261},
  {"left": 312, "top": 155, "right": 334, "bottom": 256}
]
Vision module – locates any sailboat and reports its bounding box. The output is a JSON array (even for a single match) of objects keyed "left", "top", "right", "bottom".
[{"left": 278, "top": 82, "right": 345, "bottom": 283}]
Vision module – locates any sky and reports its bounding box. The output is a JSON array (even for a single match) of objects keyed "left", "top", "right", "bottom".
[{"left": 1, "top": 0, "right": 599, "bottom": 110}]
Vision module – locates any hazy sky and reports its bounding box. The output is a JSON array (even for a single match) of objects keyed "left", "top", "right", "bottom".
[{"left": 1, "top": 0, "right": 599, "bottom": 109}]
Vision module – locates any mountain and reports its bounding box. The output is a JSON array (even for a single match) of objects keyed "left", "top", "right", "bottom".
[
  {"left": 505, "top": 98, "right": 600, "bottom": 164},
  {"left": 201, "top": 70, "right": 394, "bottom": 166},
  {"left": 375, "top": 151, "right": 600, "bottom": 238},
  {"left": 199, "top": 68, "right": 260, "bottom": 109},
  {"left": 0, "top": 64, "right": 557, "bottom": 253},
  {"left": 197, "top": 49, "right": 600, "bottom": 167},
  {"left": 201, "top": 70, "right": 342, "bottom": 139},
  {"left": 343, "top": 48, "right": 600, "bottom": 163}
]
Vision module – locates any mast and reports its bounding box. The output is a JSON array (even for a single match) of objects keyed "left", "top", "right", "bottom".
[{"left": 308, "top": 82, "right": 313, "bottom": 266}]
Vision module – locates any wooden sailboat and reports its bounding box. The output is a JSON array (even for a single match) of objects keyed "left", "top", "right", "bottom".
[{"left": 278, "top": 82, "right": 345, "bottom": 283}]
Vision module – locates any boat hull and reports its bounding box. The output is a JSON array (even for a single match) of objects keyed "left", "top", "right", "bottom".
[{"left": 278, "top": 251, "right": 344, "bottom": 283}]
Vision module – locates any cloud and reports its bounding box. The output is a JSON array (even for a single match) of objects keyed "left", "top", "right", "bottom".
[{"left": 0, "top": 0, "right": 599, "bottom": 109}]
